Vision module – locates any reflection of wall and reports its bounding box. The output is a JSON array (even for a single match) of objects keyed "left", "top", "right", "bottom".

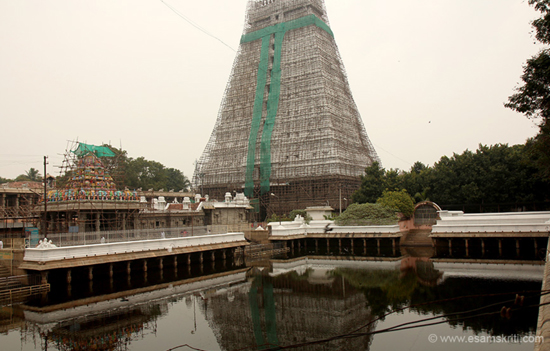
[
  {"left": 204, "top": 271, "right": 376, "bottom": 350},
  {"left": 24, "top": 304, "right": 165, "bottom": 351}
]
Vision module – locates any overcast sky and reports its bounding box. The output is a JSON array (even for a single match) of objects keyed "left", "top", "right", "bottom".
[{"left": 0, "top": 0, "right": 543, "bottom": 182}]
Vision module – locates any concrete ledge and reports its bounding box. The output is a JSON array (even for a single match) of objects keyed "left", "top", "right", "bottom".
[
  {"left": 430, "top": 232, "right": 549, "bottom": 238},
  {"left": 21, "top": 233, "right": 249, "bottom": 271},
  {"left": 19, "top": 241, "right": 249, "bottom": 271}
]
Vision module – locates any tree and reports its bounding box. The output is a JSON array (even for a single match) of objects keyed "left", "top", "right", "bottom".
[
  {"left": 505, "top": 0, "right": 550, "bottom": 177},
  {"left": 352, "top": 162, "right": 400, "bottom": 204},
  {"left": 376, "top": 189, "right": 415, "bottom": 219},
  {"left": 123, "top": 157, "right": 190, "bottom": 191},
  {"left": 166, "top": 168, "right": 191, "bottom": 192},
  {"left": 15, "top": 168, "right": 42, "bottom": 182},
  {"left": 0, "top": 177, "right": 11, "bottom": 184}
]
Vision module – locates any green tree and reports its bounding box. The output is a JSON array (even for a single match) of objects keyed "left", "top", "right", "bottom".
[
  {"left": 505, "top": 0, "right": 550, "bottom": 178},
  {"left": 0, "top": 177, "right": 11, "bottom": 184},
  {"left": 15, "top": 168, "right": 42, "bottom": 182},
  {"left": 166, "top": 167, "right": 191, "bottom": 192},
  {"left": 124, "top": 157, "right": 168, "bottom": 190},
  {"left": 352, "top": 162, "right": 390, "bottom": 203},
  {"left": 376, "top": 189, "right": 415, "bottom": 218}
]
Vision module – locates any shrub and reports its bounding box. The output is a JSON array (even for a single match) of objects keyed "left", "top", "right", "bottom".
[
  {"left": 335, "top": 203, "right": 398, "bottom": 226},
  {"left": 376, "top": 189, "right": 415, "bottom": 219}
]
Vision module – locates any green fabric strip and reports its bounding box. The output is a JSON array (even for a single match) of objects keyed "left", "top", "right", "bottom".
[
  {"left": 260, "top": 30, "right": 284, "bottom": 194},
  {"left": 245, "top": 36, "right": 271, "bottom": 197},
  {"left": 240, "top": 14, "right": 333, "bottom": 43},
  {"left": 243, "top": 14, "right": 333, "bottom": 197}
]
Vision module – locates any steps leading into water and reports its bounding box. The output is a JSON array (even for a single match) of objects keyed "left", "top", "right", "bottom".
[{"left": 401, "top": 229, "right": 433, "bottom": 247}]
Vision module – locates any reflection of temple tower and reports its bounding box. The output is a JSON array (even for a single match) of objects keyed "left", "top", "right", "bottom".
[
  {"left": 205, "top": 270, "right": 375, "bottom": 350},
  {"left": 193, "top": 0, "right": 379, "bottom": 216}
]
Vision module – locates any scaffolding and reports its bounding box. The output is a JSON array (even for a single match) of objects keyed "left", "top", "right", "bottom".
[
  {"left": 43, "top": 141, "right": 142, "bottom": 234},
  {"left": 193, "top": 0, "right": 379, "bottom": 216}
]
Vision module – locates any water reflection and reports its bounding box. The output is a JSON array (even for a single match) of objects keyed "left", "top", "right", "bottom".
[{"left": 0, "top": 252, "right": 544, "bottom": 350}]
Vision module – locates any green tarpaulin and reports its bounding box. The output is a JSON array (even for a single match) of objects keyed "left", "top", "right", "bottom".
[
  {"left": 72, "top": 143, "right": 116, "bottom": 158},
  {"left": 242, "top": 14, "right": 333, "bottom": 197}
]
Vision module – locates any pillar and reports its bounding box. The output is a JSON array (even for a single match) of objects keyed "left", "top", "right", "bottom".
[
  {"left": 174, "top": 256, "right": 178, "bottom": 267},
  {"left": 222, "top": 250, "right": 227, "bottom": 260},
  {"left": 109, "top": 263, "right": 114, "bottom": 278},
  {"left": 363, "top": 239, "right": 367, "bottom": 255},
  {"left": 516, "top": 239, "right": 521, "bottom": 257},
  {"left": 351, "top": 239, "right": 354, "bottom": 254},
  {"left": 88, "top": 267, "right": 93, "bottom": 280},
  {"left": 66, "top": 269, "right": 71, "bottom": 284},
  {"left": 211, "top": 251, "right": 215, "bottom": 262},
  {"left": 159, "top": 258, "right": 163, "bottom": 270},
  {"left": 315, "top": 239, "right": 318, "bottom": 252},
  {"left": 143, "top": 260, "right": 148, "bottom": 272},
  {"left": 465, "top": 239, "right": 469, "bottom": 257},
  {"left": 187, "top": 254, "right": 191, "bottom": 265},
  {"left": 96, "top": 212, "right": 101, "bottom": 232},
  {"left": 498, "top": 239, "right": 503, "bottom": 257},
  {"left": 377, "top": 239, "right": 381, "bottom": 256},
  {"left": 448, "top": 239, "right": 452, "bottom": 254},
  {"left": 481, "top": 239, "right": 485, "bottom": 255},
  {"left": 339, "top": 239, "right": 342, "bottom": 254},
  {"left": 200, "top": 252, "right": 204, "bottom": 264},
  {"left": 79, "top": 213, "right": 87, "bottom": 232}
]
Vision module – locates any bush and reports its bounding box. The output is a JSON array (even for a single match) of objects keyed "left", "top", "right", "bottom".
[
  {"left": 376, "top": 189, "right": 415, "bottom": 219},
  {"left": 335, "top": 203, "right": 398, "bottom": 226},
  {"left": 289, "top": 210, "right": 312, "bottom": 224},
  {"left": 266, "top": 214, "right": 291, "bottom": 223}
]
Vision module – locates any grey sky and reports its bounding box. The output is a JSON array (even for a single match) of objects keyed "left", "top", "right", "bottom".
[{"left": 0, "top": 0, "right": 542, "bottom": 182}]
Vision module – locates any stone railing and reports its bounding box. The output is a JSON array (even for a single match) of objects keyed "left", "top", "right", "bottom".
[
  {"left": 433, "top": 211, "right": 550, "bottom": 234},
  {"left": 269, "top": 220, "right": 401, "bottom": 238},
  {"left": 24, "top": 233, "right": 246, "bottom": 263}
]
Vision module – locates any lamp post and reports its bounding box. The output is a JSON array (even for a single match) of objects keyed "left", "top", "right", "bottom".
[
  {"left": 43, "top": 156, "right": 48, "bottom": 238},
  {"left": 270, "top": 193, "right": 281, "bottom": 225}
]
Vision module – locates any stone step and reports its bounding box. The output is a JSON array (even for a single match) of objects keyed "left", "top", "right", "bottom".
[{"left": 401, "top": 230, "right": 433, "bottom": 247}]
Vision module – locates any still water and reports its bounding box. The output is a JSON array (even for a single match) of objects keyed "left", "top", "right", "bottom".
[{"left": 0, "top": 248, "right": 544, "bottom": 351}]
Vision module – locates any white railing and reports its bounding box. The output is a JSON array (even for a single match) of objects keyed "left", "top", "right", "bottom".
[
  {"left": 433, "top": 211, "right": 550, "bottom": 234},
  {"left": 269, "top": 220, "right": 401, "bottom": 237},
  {"left": 39, "top": 225, "right": 252, "bottom": 248},
  {"left": 24, "top": 233, "right": 247, "bottom": 262}
]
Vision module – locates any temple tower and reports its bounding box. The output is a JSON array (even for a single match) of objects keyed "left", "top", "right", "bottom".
[{"left": 194, "top": 0, "right": 379, "bottom": 217}]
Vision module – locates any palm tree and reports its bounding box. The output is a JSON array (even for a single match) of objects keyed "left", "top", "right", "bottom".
[{"left": 16, "top": 168, "right": 42, "bottom": 182}]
